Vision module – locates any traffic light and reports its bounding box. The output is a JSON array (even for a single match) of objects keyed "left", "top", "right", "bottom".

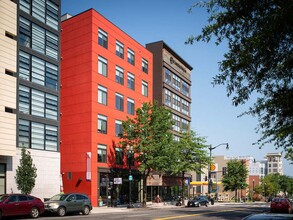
[{"left": 205, "top": 176, "right": 207, "bottom": 181}]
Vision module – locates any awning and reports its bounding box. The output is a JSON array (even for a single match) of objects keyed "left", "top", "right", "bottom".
[{"left": 190, "top": 181, "right": 222, "bottom": 185}]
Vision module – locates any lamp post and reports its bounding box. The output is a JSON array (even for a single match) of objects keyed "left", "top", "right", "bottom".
[
  {"left": 208, "top": 143, "right": 229, "bottom": 194},
  {"left": 126, "top": 145, "right": 134, "bottom": 208}
]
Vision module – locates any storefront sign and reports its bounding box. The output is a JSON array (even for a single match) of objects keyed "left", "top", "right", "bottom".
[{"left": 114, "top": 178, "right": 122, "bottom": 184}]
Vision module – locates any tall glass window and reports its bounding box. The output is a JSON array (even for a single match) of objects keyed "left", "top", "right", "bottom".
[
  {"left": 45, "top": 93, "right": 58, "bottom": 120},
  {"left": 172, "top": 94, "right": 181, "bottom": 112},
  {"left": 32, "top": 24, "right": 45, "bottom": 54},
  {"left": 116, "top": 66, "right": 124, "bottom": 85},
  {"left": 115, "top": 120, "right": 122, "bottom": 137},
  {"left": 45, "top": 62, "right": 58, "bottom": 90},
  {"left": 98, "top": 56, "right": 107, "bottom": 76},
  {"left": 164, "top": 89, "right": 171, "bottom": 107},
  {"left": 32, "top": 0, "right": 45, "bottom": 22},
  {"left": 19, "top": 85, "right": 30, "bottom": 114},
  {"left": 127, "top": 98, "right": 135, "bottom": 115},
  {"left": 32, "top": 56, "right": 45, "bottom": 86},
  {"left": 173, "top": 75, "right": 181, "bottom": 91},
  {"left": 19, "top": 17, "right": 31, "bottom": 47},
  {"left": 31, "top": 122, "right": 45, "bottom": 149},
  {"left": 172, "top": 114, "right": 180, "bottom": 132},
  {"left": 182, "top": 81, "right": 190, "bottom": 97},
  {"left": 98, "top": 85, "right": 107, "bottom": 105},
  {"left": 45, "top": 125, "right": 58, "bottom": 151},
  {"left": 182, "top": 119, "right": 189, "bottom": 132},
  {"left": 98, "top": 144, "right": 107, "bottom": 163},
  {"left": 127, "top": 72, "right": 135, "bottom": 90},
  {"left": 19, "top": 51, "right": 30, "bottom": 80},
  {"left": 19, "top": 119, "right": 30, "bottom": 147},
  {"left": 164, "top": 68, "right": 171, "bottom": 84},
  {"left": 98, "top": 28, "right": 108, "bottom": 49},
  {"left": 142, "top": 58, "right": 148, "bottom": 73},
  {"left": 19, "top": 0, "right": 30, "bottom": 14},
  {"left": 116, "top": 40, "right": 124, "bottom": 58},
  {"left": 46, "top": 31, "right": 58, "bottom": 60},
  {"left": 46, "top": 0, "right": 59, "bottom": 30},
  {"left": 142, "top": 81, "right": 148, "bottom": 97},
  {"left": 182, "top": 99, "right": 189, "bottom": 116},
  {"left": 127, "top": 48, "right": 135, "bottom": 65},
  {"left": 98, "top": 114, "right": 107, "bottom": 134},
  {"left": 31, "top": 89, "right": 45, "bottom": 117},
  {"left": 115, "top": 93, "right": 124, "bottom": 111},
  {"left": 115, "top": 148, "right": 124, "bottom": 165}
]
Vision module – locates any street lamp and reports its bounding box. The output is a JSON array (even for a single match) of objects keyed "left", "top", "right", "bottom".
[
  {"left": 126, "top": 145, "right": 134, "bottom": 208},
  {"left": 208, "top": 143, "right": 229, "bottom": 194}
]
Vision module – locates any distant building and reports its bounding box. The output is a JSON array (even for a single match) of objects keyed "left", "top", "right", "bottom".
[{"left": 265, "top": 152, "right": 283, "bottom": 175}]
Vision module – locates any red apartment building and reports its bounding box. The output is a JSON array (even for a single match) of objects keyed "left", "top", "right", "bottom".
[{"left": 61, "top": 9, "right": 153, "bottom": 206}]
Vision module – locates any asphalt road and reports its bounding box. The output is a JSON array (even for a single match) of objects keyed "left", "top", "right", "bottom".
[{"left": 16, "top": 203, "right": 270, "bottom": 220}]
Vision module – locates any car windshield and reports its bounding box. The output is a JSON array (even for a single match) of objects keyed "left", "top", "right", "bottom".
[
  {"left": 49, "top": 194, "right": 69, "bottom": 201},
  {"left": 0, "top": 195, "right": 9, "bottom": 202}
]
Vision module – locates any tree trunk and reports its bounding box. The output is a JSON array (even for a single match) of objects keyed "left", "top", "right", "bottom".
[
  {"left": 181, "top": 171, "right": 185, "bottom": 201},
  {"left": 142, "top": 174, "right": 147, "bottom": 208},
  {"left": 235, "top": 189, "right": 237, "bottom": 202}
]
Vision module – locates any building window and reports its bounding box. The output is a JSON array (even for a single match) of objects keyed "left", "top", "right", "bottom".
[
  {"left": 46, "top": 0, "right": 59, "bottom": 30},
  {"left": 45, "top": 62, "right": 58, "bottom": 90},
  {"left": 19, "top": 119, "right": 30, "bottom": 147},
  {"left": 182, "top": 81, "right": 190, "bottom": 97},
  {"left": 127, "top": 98, "right": 135, "bottom": 115},
  {"left": 115, "top": 120, "right": 122, "bottom": 137},
  {"left": 127, "top": 72, "right": 135, "bottom": 90},
  {"left": 31, "top": 122, "right": 45, "bottom": 150},
  {"left": 142, "top": 58, "right": 148, "bottom": 73},
  {"left": 142, "top": 81, "right": 148, "bottom": 97},
  {"left": 32, "top": 56, "right": 45, "bottom": 86},
  {"left": 98, "top": 144, "right": 107, "bottom": 163},
  {"left": 45, "top": 125, "right": 58, "bottom": 151},
  {"left": 46, "top": 31, "right": 58, "bottom": 60},
  {"left": 19, "top": 17, "right": 31, "bottom": 47},
  {"left": 32, "top": 0, "right": 45, "bottom": 23},
  {"left": 164, "top": 89, "right": 171, "bottom": 107},
  {"left": 127, "top": 48, "right": 135, "bottom": 65},
  {"left": 45, "top": 93, "right": 58, "bottom": 120},
  {"left": 115, "top": 93, "right": 124, "bottom": 111},
  {"left": 31, "top": 89, "right": 45, "bottom": 117},
  {"left": 116, "top": 66, "right": 124, "bottom": 85},
  {"left": 98, "top": 56, "right": 108, "bottom": 77},
  {"left": 172, "top": 94, "right": 181, "bottom": 112},
  {"left": 182, "top": 119, "right": 189, "bottom": 132},
  {"left": 98, "top": 85, "right": 107, "bottom": 105},
  {"left": 98, "top": 114, "right": 107, "bottom": 134},
  {"left": 20, "top": 0, "right": 30, "bottom": 14},
  {"left": 182, "top": 99, "right": 189, "bottom": 116},
  {"left": 172, "top": 114, "right": 180, "bottom": 132},
  {"left": 19, "top": 51, "right": 30, "bottom": 80},
  {"left": 116, "top": 40, "right": 124, "bottom": 58},
  {"left": 173, "top": 75, "right": 181, "bottom": 91},
  {"left": 32, "top": 24, "right": 45, "bottom": 54},
  {"left": 19, "top": 85, "right": 30, "bottom": 114},
  {"left": 164, "top": 68, "right": 171, "bottom": 85},
  {"left": 98, "top": 28, "right": 108, "bottom": 49},
  {"left": 115, "top": 148, "right": 124, "bottom": 165}
]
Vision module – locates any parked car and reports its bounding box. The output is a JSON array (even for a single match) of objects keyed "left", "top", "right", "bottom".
[
  {"left": 0, "top": 194, "right": 45, "bottom": 219},
  {"left": 242, "top": 213, "right": 293, "bottom": 219},
  {"left": 44, "top": 193, "right": 92, "bottom": 216},
  {"left": 187, "top": 197, "right": 209, "bottom": 207},
  {"left": 271, "top": 198, "right": 292, "bottom": 214}
]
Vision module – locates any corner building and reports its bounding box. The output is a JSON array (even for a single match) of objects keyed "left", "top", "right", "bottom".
[
  {"left": 0, "top": 0, "right": 61, "bottom": 198},
  {"left": 61, "top": 9, "right": 153, "bottom": 206}
]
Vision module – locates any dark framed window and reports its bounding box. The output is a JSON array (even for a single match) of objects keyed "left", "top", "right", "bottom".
[
  {"left": 98, "top": 28, "right": 108, "bottom": 49},
  {"left": 31, "top": 122, "right": 45, "bottom": 150},
  {"left": 127, "top": 72, "right": 135, "bottom": 90},
  {"left": 98, "top": 85, "right": 107, "bottom": 105},
  {"left": 115, "top": 148, "right": 124, "bottom": 165},
  {"left": 127, "top": 48, "right": 135, "bottom": 65},
  {"left": 115, "top": 93, "right": 124, "bottom": 111},
  {"left": 19, "top": 119, "right": 30, "bottom": 147},
  {"left": 142, "top": 80, "right": 148, "bottom": 97},
  {"left": 98, "top": 114, "right": 107, "bottom": 134},
  {"left": 32, "top": 0, "right": 45, "bottom": 22},
  {"left": 45, "top": 125, "right": 58, "bottom": 151},
  {"left": 19, "top": 85, "right": 30, "bottom": 114},
  {"left": 45, "top": 93, "right": 58, "bottom": 120},
  {"left": 127, "top": 98, "right": 135, "bottom": 115},
  {"left": 115, "top": 66, "right": 124, "bottom": 85},
  {"left": 19, "top": 17, "right": 31, "bottom": 47},
  {"left": 164, "top": 68, "right": 171, "bottom": 84},
  {"left": 115, "top": 120, "right": 122, "bottom": 137},
  {"left": 98, "top": 144, "right": 107, "bottom": 163},
  {"left": 142, "top": 58, "right": 148, "bottom": 73},
  {"left": 98, "top": 56, "right": 108, "bottom": 77},
  {"left": 116, "top": 40, "right": 124, "bottom": 58}
]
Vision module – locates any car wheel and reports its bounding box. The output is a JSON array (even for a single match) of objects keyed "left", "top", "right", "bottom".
[
  {"left": 82, "top": 206, "right": 90, "bottom": 215},
  {"left": 288, "top": 208, "right": 292, "bottom": 214},
  {"left": 57, "top": 206, "right": 66, "bottom": 217},
  {"left": 30, "top": 207, "right": 39, "bottom": 218},
  {"left": 271, "top": 209, "right": 274, "bottom": 213},
  {"left": 0, "top": 210, "right": 2, "bottom": 220}
]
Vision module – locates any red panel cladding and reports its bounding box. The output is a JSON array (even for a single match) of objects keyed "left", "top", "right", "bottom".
[{"left": 61, "top": 9, "right": 153, "bottom": 206}]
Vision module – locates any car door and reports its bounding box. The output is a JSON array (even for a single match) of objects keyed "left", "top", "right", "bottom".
[
  {"left": 18, "top": 195, "right": 30, "bottom": 215},
  {"left": 66, "top": 194, "right": 78, "bottom": 212},
  {"left": 4, "top": 195, "right": 21, "bottom": 216}
]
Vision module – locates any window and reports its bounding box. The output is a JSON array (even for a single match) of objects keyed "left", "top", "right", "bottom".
[
  {"left": 142, "top": 58, "right": 148, "bottom": 73},
  {"left": 115, "top": 66, "right": 124, "bottom": 85},
  {"left": 19, "top": 85, "right": 30, "bottom": 114},
  {"left": 115, "top": 93, "right": 124, "bottom": 111},
  {"left": 19, "top": 17, "right": 31, "bottom": 47},
  {"left": 20, "top": 0, "right": 30, "bottom": 14},
  {"left": 142, "top": 81, "right": 148, "bottom": 97},
  {"left": 31, "top": 89, "right": 45, "bottom": 117},
  {"left": 31, "top": 122, "right": 45, "bottom": 150},
  {"left": 32, "top": 0, "right": 45, "bottom": 22},
  {"left": 98, "top": 144, "right": 107, "bottom": 163},
  {"left": 127, "top": 48, "right": 135, "bottom": 65},
  {"left": 115, "top": 120, "right": 122, "bottom": 137},
  {"left": 45, "top": 93, "right": 58, "bottom": 120},
  {"left": 45, "top": 62, "right": 58, "bottom": 90},
  {"left": 164, "top": 89, "right": 171, "bottom": 107},
  {"left": 182, "top": 119, "right": 189, "bottom": 132},
  {"left": 45, "top": 125, "right": 58, "bottom": 151},
  {"left": 127, "top": 72, "right": 135, "bottom": 90},
  {"left": 98, "top": 28, "right": 108, "bottom": 49},
  {"left": 127, "top": 98, "right": 135, "bottom": 115},
  {"left": 182, "top": 99, "right": 189, "bottom": 116},
  {"left": 46, "top": 31, "right": 58, "bottom": 60},
  {"left": 115, "top": 148, "right": 124, "bottom": 165},
  {"left": 164, "top": 68, "right": 171, "bottom": 84},
  {"left": 98, "top": 85, "right": 107, "bottom": 105},
  {"left": 172, "top": 114, "right": 180, "bottom": 132},
  {"left": 182, "top": 81, "right": 190, "bottom": 97},
  {"left": 19, "top": 119, "right": 30, "bottom": 147},
  {"left": 172, "top": 94, "right": 181, "bottom": 111},
  {"left": 116, "top": 40, "right": 124, "bottom": 58},
  {"left": 98, "top": 114, "right": 107, "bottom": 134},
  {"left": 32, "top": 24, "right": 45, "bottom": 54},
  {"left": 46, "top": 0, "right": 59, "bottom": 30},
  {"left": 32, "top": 56, "right": 45, "bottom": 86},
  {"left": 98, "top": 56, "right": 107, "bottom": 77},
  {"left": 173, "top": 75, "right": 181, "bottom": 91},
  {"left": 19, "top": 51, "right": 30, "bottom": 80}
]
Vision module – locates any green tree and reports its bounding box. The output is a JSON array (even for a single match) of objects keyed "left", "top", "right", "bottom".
[
  {"left": 119, "top": 102, "right": 175, "bottom": 207},
  {"left": 187, "top": 0, "right": 293, "bottom": 160},
  {"left": 171, "top": 131, "right": 210, "bottom": 199},
  {"left": 222, "top": 160, "right": 248, "bottom": 202},
  {"left": 15, "top": 147, "right": 37, "bottom": 194}
]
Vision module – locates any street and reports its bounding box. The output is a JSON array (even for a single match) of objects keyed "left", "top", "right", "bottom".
[{"left": 17, "top": 202, "right": 270, "bottom": 220}]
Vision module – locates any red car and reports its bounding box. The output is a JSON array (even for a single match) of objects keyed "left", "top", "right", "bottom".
[
  {"left": 0, "top": 194, "right": 45, "bottom": 219},
  {"left": 270, "top": 198, "right": 293, "bottom": 214}
]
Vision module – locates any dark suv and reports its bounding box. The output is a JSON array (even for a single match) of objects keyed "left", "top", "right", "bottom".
[{"left": 44, "top": 193, "right": 92, "bottom": 216}]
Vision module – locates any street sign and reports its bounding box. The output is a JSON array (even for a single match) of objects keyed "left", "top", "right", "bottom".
[
  {"left": 114, "top": 178, "right": 122, "bottom": 184},
  {"left": 129, "top": 175, "right": 133, "bottom": 181}
]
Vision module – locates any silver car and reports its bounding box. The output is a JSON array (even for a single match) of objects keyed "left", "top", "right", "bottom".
[{"left": 44, "top": 193, "right": 92, "bottom": 217}]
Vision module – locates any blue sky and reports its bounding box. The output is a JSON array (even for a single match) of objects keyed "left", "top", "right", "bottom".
[{"left": 61, "top": 0, "right": 292, "bottom": 176}]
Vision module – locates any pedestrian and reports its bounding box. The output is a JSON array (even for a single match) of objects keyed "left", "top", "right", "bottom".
[{"left": 155, "top": 195, "right": 161, "bottom": 203}]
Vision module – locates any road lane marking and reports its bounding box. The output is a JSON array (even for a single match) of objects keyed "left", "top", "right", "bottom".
[{"left": 153, "top": 209, "right": 245, "bottom": 220}]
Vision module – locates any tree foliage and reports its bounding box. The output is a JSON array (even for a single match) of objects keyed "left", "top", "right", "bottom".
[
  {"left": 187, "top": 0, "right": 293, "bottom": 159},
  {"left": 222, "top": 160, "right": 248, "bottom": 200},
  {"left": 119, "top": 102, "right": 175, "bottom": 207},
  {"left": 15, "top": 147, "right": 37, "bottom": 194}
]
